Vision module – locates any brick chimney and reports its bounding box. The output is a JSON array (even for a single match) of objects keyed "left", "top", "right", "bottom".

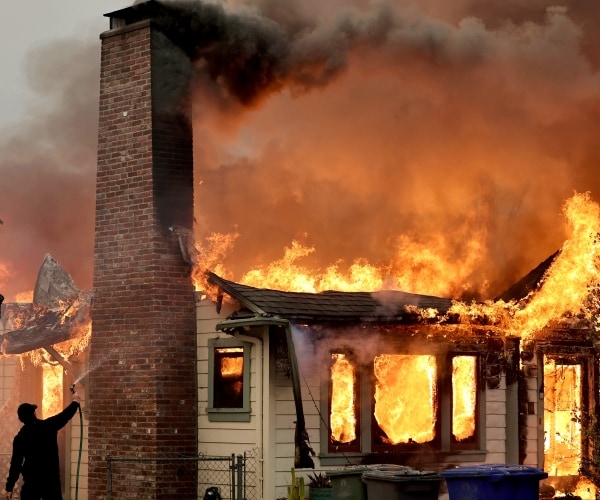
[{"left": 89, "top": 2, "right": 197, "bottom": 498}]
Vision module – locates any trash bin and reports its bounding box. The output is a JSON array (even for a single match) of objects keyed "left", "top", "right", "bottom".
[
  {"left": 327, "top": 464, "right": 411, "bottom": 499},
  {"left": 440, "top": 464, "right": 548, "bottom": 500},
  {"left": 361, "top": 468, "right": 441, "bottom": 500}
]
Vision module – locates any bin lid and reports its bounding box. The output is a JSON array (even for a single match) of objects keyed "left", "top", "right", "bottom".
[
  {"left": 328, "top": 464, "right": 412, "bottom": 477},
  {"left": 362, "top": 469, "right": 439, "bottom": 482},
  {"left": 327, "top": 466, "right": 376, "bottom": 477},
  {"left": 440, "top": 464, "right": 547, "bottom": 481}
]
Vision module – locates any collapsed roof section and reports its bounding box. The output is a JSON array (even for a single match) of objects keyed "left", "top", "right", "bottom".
[{"left": 1, "top": 254, "right": 91, "bottom": 355}]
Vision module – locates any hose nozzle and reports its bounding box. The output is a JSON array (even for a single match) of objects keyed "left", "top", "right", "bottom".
[{"left": 70, "top": 384, "right": 76, "bottom": 394}]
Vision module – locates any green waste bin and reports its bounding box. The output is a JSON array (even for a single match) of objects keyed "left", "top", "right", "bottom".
[
  {"left": 327, "top": 466, "right": 372, "bottom": 500},
  {"left": 440, "top": 464, "right": 548, "bottom": 500},
  {"left": 361, "top": 468, "right": 441, "bottom": 500},
  {"left": 327, "top": 464, "right": 412, "bottom": 500}
]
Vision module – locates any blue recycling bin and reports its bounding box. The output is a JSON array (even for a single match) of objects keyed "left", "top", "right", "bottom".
[{"left": 440, "top": 464, "right": 548, "bottom": 500}]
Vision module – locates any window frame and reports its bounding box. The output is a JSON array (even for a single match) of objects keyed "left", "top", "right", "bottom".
[
  {"left": 206, "top": 337, "right": 251, "bottom": 422},
  {"left": 320, "top": 346, "right": 484, "bottom": 464}
]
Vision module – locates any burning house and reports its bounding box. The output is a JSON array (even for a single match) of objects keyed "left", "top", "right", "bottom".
[
  {"left": 196, "top": 249, "right": 600, "bottom": 499},
  {"left": 2, "top": 0, "right": 600, "bottom": 499}
]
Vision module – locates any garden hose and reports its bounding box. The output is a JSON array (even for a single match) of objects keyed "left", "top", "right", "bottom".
[{"left": 70, "top": 384, "right": 83, "bottom": 500}]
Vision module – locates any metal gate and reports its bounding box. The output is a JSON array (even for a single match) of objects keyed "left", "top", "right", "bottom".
[{"left": 107, "top": 450, "right": 259, "bottom": 500}]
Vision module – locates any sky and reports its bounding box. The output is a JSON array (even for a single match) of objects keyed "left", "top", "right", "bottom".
[
  {"left": 0, "top": 1, "right": 126, "bottom": 300},
  {"left": 2, "top": 0, "right": 600, "bottom": 303},
  {"left": 1, "top": 2, "right": 126, "bottom": 125}
]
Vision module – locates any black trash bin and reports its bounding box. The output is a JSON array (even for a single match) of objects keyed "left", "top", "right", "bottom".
[
  {"left": 361, "top": 468, "right": 441, "bottom": 499},
  {"left": 440, "top": 464, "right": 548, "bottom": 500}
]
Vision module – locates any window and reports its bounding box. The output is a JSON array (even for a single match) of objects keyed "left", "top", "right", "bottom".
[
  {"left": 451, "top": 355, "right": 478, "bottom": 448},
  {"left": 372, "top": 354, "right": 439, "bottom": 450},
  {"left": 329, "top": 352, "right": 360, "bottom": 452},
  {"left": 207, "top": 337, "right": 251, "bottom": 422},
  {"left": 323, "top": 349, "right": 481, "bottom": 461}
]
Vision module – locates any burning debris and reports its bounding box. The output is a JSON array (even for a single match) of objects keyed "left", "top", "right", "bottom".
[{"left": 1, "top": 254, "right": 91, "bottom": 357}]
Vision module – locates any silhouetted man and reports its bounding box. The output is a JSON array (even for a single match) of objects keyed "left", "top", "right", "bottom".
[{"left": 5, "top": 391, "right": 81, "bottom": 500}]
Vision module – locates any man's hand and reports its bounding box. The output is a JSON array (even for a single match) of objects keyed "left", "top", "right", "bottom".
[
  {"left": 72, "top": 391, "right": 81, "bottom": 404},
  {"left": 6, "top": 491, "right": 13, "bottom": 499}
]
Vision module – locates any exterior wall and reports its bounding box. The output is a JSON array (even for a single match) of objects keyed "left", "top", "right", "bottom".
[
  {"left": 524, "top": 368, "right": 541, "bottom": 467},
  {"left": 89, "top": 18, "right": 197, "bottom": 499},
  {"left": 273, "top": 346, "right": 323, "bottom": 499},
  {"left": 485, "top": 376, "right": 508, "bottom": 464},
  {"left": 196, "top": 295, "right": 265, "bottom": 498},
  {"left": 196, "top": 299, "right": 520, "bottom": 499}
]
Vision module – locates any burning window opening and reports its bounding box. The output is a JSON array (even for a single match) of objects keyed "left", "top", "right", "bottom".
[
  {"left": 544, "top": 357, "right": 582, "bottom": 477},
  {"left": 325, "top": 342, "right": 483, "bottom": 457},
  {"left": 374, "top": 354, "right": 437, "bottom": 446},
  {"left": 213, "top": 347, "right": 244, "bottom": 409},
  {"left": 329, "top": 353, "right": 358, "bottom": 447},
  {"left": 452, "top": 355, "right": 477, "bottom": 443},
  {"left": 542, "top": 355, "right": 598, "bottom": 498}
]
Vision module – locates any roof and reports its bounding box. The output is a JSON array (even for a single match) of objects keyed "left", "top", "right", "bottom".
[
  {"left": 207, "top": 272, "right": 453, "bottom": 323},
  {"left": 494, "top": 250, "right": 560, "bottom": 302}
]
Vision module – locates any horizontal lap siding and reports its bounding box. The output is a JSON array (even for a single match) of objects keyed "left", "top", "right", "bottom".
[{"left": 196, "top": 296, "right": 259, "bottom": 455}]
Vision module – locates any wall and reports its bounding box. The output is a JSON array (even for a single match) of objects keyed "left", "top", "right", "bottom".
[{"left": 196, "top": 294, "right": 264, "bottom": 498}]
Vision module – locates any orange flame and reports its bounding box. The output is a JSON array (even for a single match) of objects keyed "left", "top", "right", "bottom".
[
  {"left": 374, "top": 354, "right": 437, "bottom": 444},
  {"left": 544, "top": 359, "right": 581, "bottom": 477},
  {"left": 192, "top": 192, "right": 600, "bottom": 343},
  {"left": 330, "top": 353, "right": 357, "bottom": 443},
  {"left": 219, "top": 348, "right": 244, "bottom": 378},
  {"left": 513, "top": 192, "right": 600, "bottom": 338},
  {"left": 449, "top": 191, "right": 600, "bottom": 338},
  {"left": 452, "top": 356, "right": 477, "bottom": 441}
]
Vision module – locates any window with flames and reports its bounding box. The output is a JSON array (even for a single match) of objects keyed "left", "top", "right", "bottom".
[
  {"left": 328, "top": 351, "right": 479, "bottom": 453},
  {"left": 207, "top": 337, "right": 251, "bottom": 422}
]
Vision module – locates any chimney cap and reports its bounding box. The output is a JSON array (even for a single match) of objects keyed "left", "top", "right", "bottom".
[{"left": 104, "top": 0, "right": 163, "bottom": 30}]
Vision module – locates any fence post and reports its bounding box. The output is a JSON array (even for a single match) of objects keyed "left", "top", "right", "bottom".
[
  {"left": 236, "top": 455, "right": 245, "bottom": 500},
  {"left": 230, "top": 453, "right": 236, "bottom": 500},
  {"left": 106, "top": 455, "right": 112, "bottom": 500}
]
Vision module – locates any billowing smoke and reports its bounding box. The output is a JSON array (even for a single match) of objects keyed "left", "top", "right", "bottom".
[
  {"left": 2, "top": 0, "right": 600, "bottom": 300},
  {"left": 186, "top": 0, "right": 600, "bottom": 298},
  {"left": 0, "top": 39, "right": 99, "bottom": 300}
]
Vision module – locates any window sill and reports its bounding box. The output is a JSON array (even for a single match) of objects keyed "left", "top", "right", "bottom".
[
  {"left": 206, "top": 407, "right": 251, "bottom": 422},
  {"left": 318, "top": 450, "right": 487, "bottom": 468}
]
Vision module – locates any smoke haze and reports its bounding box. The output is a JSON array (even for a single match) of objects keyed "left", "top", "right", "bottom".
[{"left": 2, "top": 0, "right": 600, "bottom": 300}]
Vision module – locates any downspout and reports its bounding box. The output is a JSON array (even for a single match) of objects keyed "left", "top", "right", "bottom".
[{"left": 216, "top": 316, "right": 314, "bottom": 469}]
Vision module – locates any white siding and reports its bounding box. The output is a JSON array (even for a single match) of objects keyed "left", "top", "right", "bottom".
[
  {"left": 524, "top": 368, "right": 541, "bottom": 466},
  {"left": 196, "top": 294, "right": 264, "bottom": 497},
  {"left": 485, "top": 376, "right": 507, "bottom": 464}
]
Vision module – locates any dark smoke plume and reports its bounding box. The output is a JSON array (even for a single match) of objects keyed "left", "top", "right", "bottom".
[{"left": 2, "top": 0, "right": 600, "bottom": 301}]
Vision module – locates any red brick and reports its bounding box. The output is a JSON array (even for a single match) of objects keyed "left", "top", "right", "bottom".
[{"left": 89, "top": 17, "right": 197, "bottom": 500}]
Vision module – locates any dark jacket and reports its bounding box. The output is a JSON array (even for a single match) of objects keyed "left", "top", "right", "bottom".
[{"left": 5, "top": 401, "right": 80, "bottom": 493}]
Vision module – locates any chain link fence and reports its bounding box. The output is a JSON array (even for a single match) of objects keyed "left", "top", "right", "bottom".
[{"left": 107, "top": 449, "right": 260, "bottom": 500}]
